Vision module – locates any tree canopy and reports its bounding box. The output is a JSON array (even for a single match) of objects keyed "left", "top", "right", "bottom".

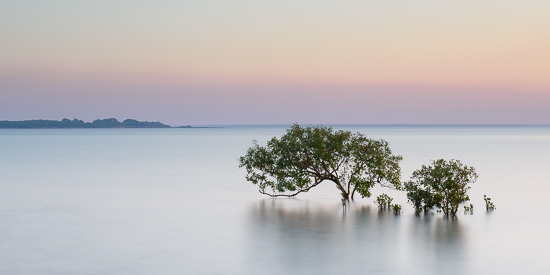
[
  {"left": 404, "top": 159, "right": 478, "bottom": 217},
  {"left": 238, "top": 124, "right": 402, "bottom": 200}
]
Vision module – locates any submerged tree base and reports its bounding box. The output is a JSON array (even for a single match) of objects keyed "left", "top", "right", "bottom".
[{"left": 404, "top": 159, "right": 478, "bottom": 217}]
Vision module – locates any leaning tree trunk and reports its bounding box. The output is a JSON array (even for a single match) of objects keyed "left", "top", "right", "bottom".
[
  {"left": 333, "top": 179, "right": 350, "bottom": 201},
  {"left": 341, "top": 191, "right": 350, "bottom": 201},
  {"left": 351, "top": 188, "right": 357, "bottom": 200}
]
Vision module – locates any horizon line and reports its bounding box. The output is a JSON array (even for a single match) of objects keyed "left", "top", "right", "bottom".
[{"left": 180, "top": 123, "right": 550, "bottom": 127}]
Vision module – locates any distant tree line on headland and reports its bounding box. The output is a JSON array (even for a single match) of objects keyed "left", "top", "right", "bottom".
[{"left": 0, "top": 118, "right": 173, "bottom": 128}]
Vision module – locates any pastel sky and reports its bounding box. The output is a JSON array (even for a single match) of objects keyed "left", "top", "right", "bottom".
[{"left": 1, "top": 0, "right": 549, "bottom": 125}]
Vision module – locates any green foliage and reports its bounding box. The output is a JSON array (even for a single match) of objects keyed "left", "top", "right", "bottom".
[
  {"left": 403, "top": 180, "right": 437, "bottom": 215},
  {"left": 464, "top": 203, "right": 474, "bottom": 214},
  {"left": 392, "top": 204, "right": 401, "bottom": 214},
  {"left": 376, "top": 193, "right": 393, "bottom": 210},
  {"left": 404, "top": 159, "right": 478, "bottom": 217},
  {"left": 238, "top": 124, "right": 402, "bottom": 200},
  {"left": 484, "top": 195, "right": 496, "bottom": 210}
]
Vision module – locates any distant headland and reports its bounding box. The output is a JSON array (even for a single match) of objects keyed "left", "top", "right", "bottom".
[{"left": 0, "top": 118, "right": 188, "bottom": 128}]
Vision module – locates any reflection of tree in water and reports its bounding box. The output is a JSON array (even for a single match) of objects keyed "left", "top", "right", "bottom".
[
  {"left": 408, "top": 216, "right": 467, "bottom": 275},
  {"left": 246, "top": 199, "right": 348, "bottom": 274},
  {"left": 246, "top": 200, "right": 467, "bottom": 275}
]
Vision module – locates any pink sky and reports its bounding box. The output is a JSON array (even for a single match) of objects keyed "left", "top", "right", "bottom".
[{"left": 1, "top": 1, "right": 549, "bottom": 125}]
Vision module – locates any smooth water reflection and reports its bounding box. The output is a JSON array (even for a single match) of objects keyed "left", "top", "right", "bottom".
[
  {"left": 247, "top": 199, "right": 467, "bottom": 275},
  {"left": 1, "top": 127, "right": 549, "bottom": 274}
]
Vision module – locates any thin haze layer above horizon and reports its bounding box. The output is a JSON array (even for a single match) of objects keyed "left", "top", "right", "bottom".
[{"left": 1, "top": 1, "right": 549, "bottom": 125}]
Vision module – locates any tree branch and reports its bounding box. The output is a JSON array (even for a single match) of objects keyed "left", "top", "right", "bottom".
[{"left": 259, "top": 179, "right": 324, "bottom": 197}]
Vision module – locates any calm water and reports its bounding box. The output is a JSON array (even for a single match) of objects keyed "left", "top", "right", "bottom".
[{"left": 0, "top": 126, "right": 549, "bottom": 274}]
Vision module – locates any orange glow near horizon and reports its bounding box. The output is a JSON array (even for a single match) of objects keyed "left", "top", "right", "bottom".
[{"left": 1, "top": 1, "right": 549, "bottom": 124}]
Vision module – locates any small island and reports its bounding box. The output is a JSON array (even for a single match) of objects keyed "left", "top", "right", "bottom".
[{"left": 0, "top": 118, "right": 175, "bottom": 128}]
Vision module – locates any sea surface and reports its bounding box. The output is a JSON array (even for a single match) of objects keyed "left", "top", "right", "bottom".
[{"left": 0, "top": 126, "right": 549, "bottom": 274}]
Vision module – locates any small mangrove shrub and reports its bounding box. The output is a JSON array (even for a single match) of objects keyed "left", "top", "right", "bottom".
[
  {"left": 484, "top": 195, "right": 496, "bottom": 210},
  {"left": 376, "top": 193, "right": 393, "bottom": 210},
  {"left": 464, "top": 204, "right": 474, "bottom": 214},
  {"left": 392, "top": 204, "right": 401, "bottom": 214},
  {"left": 405, "top": 159, "right": 477, "bottom": 217}
]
